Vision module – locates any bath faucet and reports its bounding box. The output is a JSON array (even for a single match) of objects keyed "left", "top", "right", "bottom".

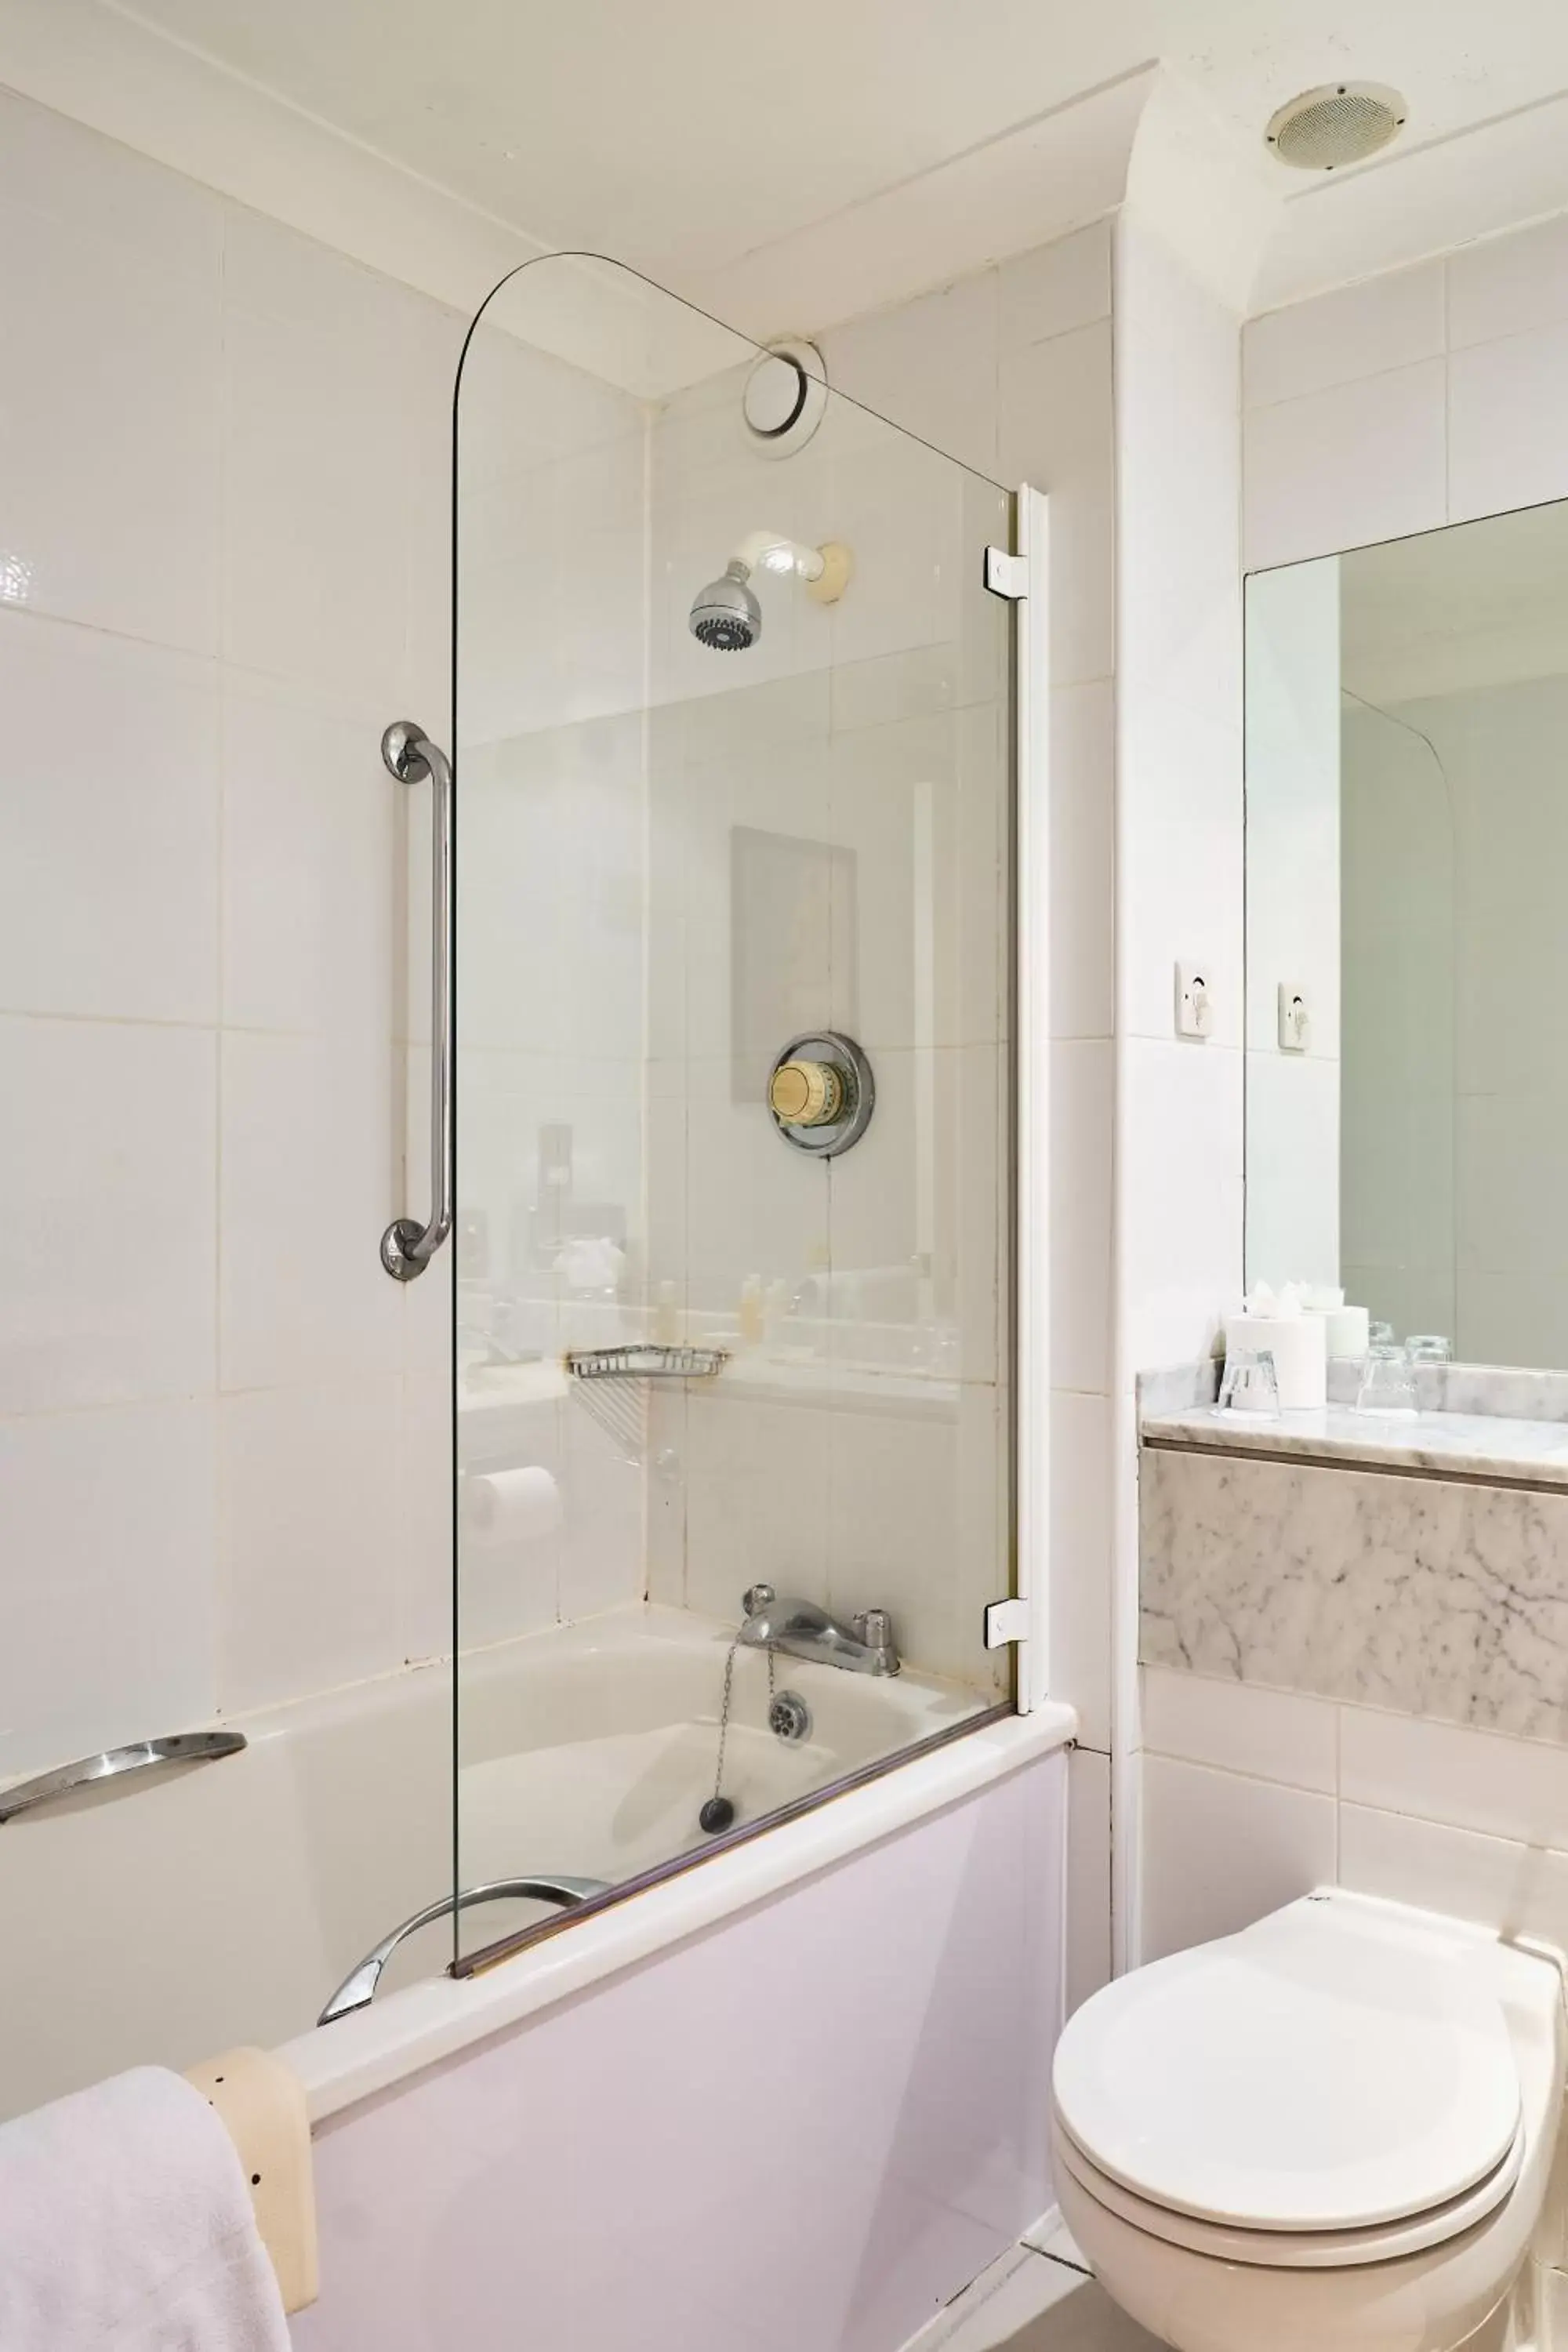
[{"left": 737, "top": 1584, "right": 901, "bottom": 1676}]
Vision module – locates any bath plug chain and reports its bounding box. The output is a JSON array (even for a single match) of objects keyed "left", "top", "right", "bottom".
[{"left": 700, "top": 1637, "right": 776, "bottom": 1837}]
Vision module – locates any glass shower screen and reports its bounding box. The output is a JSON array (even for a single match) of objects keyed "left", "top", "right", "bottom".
[{"left": 448, "top": 256, "right": 1015, "bottom": 1968}]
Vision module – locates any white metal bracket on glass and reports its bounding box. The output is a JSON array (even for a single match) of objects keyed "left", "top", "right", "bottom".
[
  {"left": 984, "top": 546, "right": 1029, "bottom": 601},
  {"left": 983, "top": 1597, "right": 1031, "bottom": 1651}
]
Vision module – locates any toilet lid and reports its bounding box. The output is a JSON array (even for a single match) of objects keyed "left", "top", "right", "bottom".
[
  {"left": 1053, "top": 1900, "right": 1521, "bottom": 2232},
  {"left": 1052, "top": 2110, "right": 1524, "bottom": 2268}
]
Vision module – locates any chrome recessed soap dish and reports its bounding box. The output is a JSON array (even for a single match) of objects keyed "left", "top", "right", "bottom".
[{"left": 564, "top": 1345, "right": 729, "bottom": 1381}]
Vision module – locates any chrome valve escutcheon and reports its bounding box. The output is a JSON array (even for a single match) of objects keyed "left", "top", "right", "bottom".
[{"left": 766, "top": 1031, "right": 874, "bottom": 1156}]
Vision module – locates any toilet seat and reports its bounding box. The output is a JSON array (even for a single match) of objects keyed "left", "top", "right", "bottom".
[
  {"left": 1052, "top": 2107, "right": 1525, "bottom": 2270},
  {"left": 1054, "top": 1897, "right": 1523, "bottom": 2244}
]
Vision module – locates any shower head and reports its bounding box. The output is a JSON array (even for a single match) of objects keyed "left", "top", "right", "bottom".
[
  {"left": 689, "top": 559, "right": 762, "bottom": 653},
  {"left": 687, "top": 530, "right": 853, "bottom": 653}
]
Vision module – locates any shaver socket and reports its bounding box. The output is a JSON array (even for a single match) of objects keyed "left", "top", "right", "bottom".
[
  {"left": 1278, "top": 983, "right": 1310, "bottom": 1053},
  {"left": 1174, "top": 963, "right": 1214, "bottom": 1040}
]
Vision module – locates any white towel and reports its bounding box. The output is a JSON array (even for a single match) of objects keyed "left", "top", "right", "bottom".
[{"left": 0, "top": 2065, "right": 290, "bottom": 2350}]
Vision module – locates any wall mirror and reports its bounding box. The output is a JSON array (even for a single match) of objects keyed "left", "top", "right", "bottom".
[{"left": 1245, "top": 495, "right": 1568, "bottom": 1370}]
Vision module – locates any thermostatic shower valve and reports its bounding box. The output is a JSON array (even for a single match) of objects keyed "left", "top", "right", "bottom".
[
  {"left": 766, "top": 1032, "right": 874, "bottom": 1156},
  {"left": 770, "top": 1058, "right": 844, "bottom": 1126}
]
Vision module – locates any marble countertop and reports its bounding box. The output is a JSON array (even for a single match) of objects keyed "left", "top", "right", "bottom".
[{"left": 1141, "top": 1403, "right": 1568, "bottom": 1486}]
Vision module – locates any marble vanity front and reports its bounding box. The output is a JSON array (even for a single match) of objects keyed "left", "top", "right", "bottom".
[{"left": 1139, "top": 1386, "right": 1568, "bottom": 1744}]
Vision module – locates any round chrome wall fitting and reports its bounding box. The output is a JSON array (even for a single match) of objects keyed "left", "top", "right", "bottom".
[
  {"left": 1265, "top": 83, "right": 1406, "bottom": 171},
  {"left": 767, "top": 1031, "right": 874, "bottom": 1156},
  {"left": 381, "top": 718, "right": 434, "bottom": 785},
  {"left": 742, "top": 339, "right": 829, "bottom": 459}
]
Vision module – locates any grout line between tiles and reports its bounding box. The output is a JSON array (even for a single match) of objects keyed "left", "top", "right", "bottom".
[
  {"left": 1142, "top": 1741, "right": 1334, "bottom": 1802},
  {"left": 1333, "top": 1698, "right": 1342, "bottom": 1879}
]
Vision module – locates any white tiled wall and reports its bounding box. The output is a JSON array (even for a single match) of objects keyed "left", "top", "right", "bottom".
[
  {"left": 1112, "top": 216, "right": 1245, "bottom": 1965},
  {"left": 441, "top": 230, "right": 1118, "bottom": 1727},
  {"left": 0, "top": 88, "right": 459, "bottom": 1775},
  {"left": 1130, "top": 205, "right": 1568, "bottom": 1967},
  {"left": 635, "top": 230, "right": 1116, "bottom": 1701},
  {"left": 1243, "top": 220, "right": 1568, "bottom": 571},
  {"left": 1115, "top": 216, "right": 1244, "bottom": 1361},
  {"left": 1141, "top": 1663, "right": 1568, "bottom": 1964},
  {"left": 605, "top": 226, "right": 1116, "bottom": 1935},
  {"left": 1243, "top": 557, "right": 1340, "bottom": 1292},
  {"left": 3, "top": 76, "right": 1123, "bottom": 1980},
  {"left": 808, "top": 227, "right": 1118, "bottom": 1810},
  {"left": 449, "top": 293, "right": 652, "bottom": 1653}
]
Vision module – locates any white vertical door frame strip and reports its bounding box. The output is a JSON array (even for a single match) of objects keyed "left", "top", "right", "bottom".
[{"left": 1015, "top": 486, "right": 1050, "bottom": 1711}]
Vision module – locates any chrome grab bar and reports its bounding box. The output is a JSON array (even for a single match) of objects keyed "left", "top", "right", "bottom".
[
  {"left": 380, "top": 720, "right": 454, "bottom": 1281},
  {"left": 0, "top": 1730, "right": 246, "bottom": 1825},
  {"left": 318, "top": 1874, "right": 611, "bottom": 2024}
]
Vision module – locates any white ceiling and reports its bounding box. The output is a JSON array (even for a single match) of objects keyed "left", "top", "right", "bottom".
[{"left": 11, "top": 0, "right": 1568, "bottom": 327}]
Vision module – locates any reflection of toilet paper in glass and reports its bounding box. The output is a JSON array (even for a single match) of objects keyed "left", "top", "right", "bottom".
[
  {"left": 1320, "top": 1305, "right": 1370, "bottom": 1359},
  {"left": 463, "top": 1466, "right": 562, "bottom": 1546},
  {"left": 1301, "top": 1286, "right": 1370, "bottom": 1361}
]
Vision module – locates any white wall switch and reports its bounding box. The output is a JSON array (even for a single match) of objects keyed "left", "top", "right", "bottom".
[
  {"left": 1277, "top": 982, "right": 1310, "bottom": 1053},
  {"left": 1174, "top": 962, "right": 1213, "bottom": 1040}
]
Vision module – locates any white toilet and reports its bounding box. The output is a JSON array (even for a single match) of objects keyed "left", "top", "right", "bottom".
[{"left": 1052, "top": 1891, "right": 1567, "bottom": 2352}]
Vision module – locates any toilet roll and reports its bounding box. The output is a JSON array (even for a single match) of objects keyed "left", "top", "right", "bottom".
[
  {"left": 463, "top": 1466, "right": 563, "bottom": 1546},
  {"left": 1223, "top": 1311, "right": 1327, "bottom": 1410}
]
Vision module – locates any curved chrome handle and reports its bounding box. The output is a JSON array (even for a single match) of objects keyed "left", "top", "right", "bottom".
[
  {"left": 381, "top": 720, "right": 454, "bottom": 1281},
  {"left": 0, "top": 1730, "right": 246, "bottom": 1825},
  {"left": 318, "top": 1874, "right": 611, "bottom": 2024}
]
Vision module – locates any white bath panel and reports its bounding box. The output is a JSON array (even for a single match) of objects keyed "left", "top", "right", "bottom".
[{"left": 287, "top": 1744, "right": 1069, "bottom": 2350}]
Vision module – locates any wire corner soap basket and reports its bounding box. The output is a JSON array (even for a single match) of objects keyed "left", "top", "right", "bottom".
[{"left": 564, "top": 1344, "right": 729, "bottom": 1382}]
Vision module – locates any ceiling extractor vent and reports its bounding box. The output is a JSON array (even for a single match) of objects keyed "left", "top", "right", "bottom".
[
  {"left": 742, "top": 339, "right": 828, "bottom": 459},
  {"left": 1266, "top": 83, "right": 1407, "bottom": 171}
]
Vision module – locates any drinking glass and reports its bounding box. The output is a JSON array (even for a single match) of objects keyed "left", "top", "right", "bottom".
[
  {"left": 1215, "top": 1349, "right": 1282, "bottom": 1420},
  {"left": 1405, "top": 1334, "right": 1451, "bottom": 1364},
  {"left": 1356, "top": 1345, "right": 1418, "bottom": 1415}
]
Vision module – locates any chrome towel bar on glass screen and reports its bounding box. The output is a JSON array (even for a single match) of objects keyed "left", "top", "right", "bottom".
[
  {"left": 379, "top": 721, "right": 454, "bottom": 1281},
  {"left": 318, "top": 1875, "right": 610, "bottom": 2023}
]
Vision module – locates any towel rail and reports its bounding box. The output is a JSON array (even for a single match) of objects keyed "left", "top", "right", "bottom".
[
  {"left": 0, "top": 1730, "right": 246, "bottom": 1824},
  {"left": 379, "top": 719, "right": 454, "bottom": 1281}
]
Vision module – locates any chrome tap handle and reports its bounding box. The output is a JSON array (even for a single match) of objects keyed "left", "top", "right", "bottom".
[
  {"left": 380, "top": 720, "right": 454, "bottom": 1281},
  {"left": 318, "top": 1874, "right": 611, "bottom": 2024},
  {"left": 742, "top": 1583, "right": 776, "bottom": 1618}
]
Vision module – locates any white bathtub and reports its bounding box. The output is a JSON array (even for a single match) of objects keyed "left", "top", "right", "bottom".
[
  {"left": 0, "top": 1603, "right": 1025, "bottom": 2125},
  {"left": 455, "top": 1604, "right": 992, "bottom": 1907},
  {"left": 290, "top": 1700, "right": 1074, "bottom": 2352},
  {"left": 2, "top": 1596, "right": 1073, "bottom": 2347}
]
